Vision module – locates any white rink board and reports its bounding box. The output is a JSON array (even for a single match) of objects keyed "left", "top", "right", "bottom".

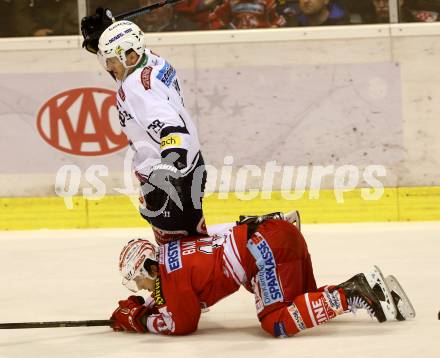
[
  {"left": 1, "top": 24, "right": 440, "bottom": 196},
  {"left": 0, "top": 222, "right": 439, "bottom": 358}
]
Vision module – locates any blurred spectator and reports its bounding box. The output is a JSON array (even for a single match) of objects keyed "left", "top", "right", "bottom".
[
  {"left": 413, "top": 0, "right": 440, "bottom": 11},
  {"left": 338, "top": 0, "right": 377, "bottom": 24},
  {"left": 87, "top": 0, "right": 138, "bottom": 16},
  {"left": 297, "top": 0, "right": 349, "bottom": 26},
  {"left": 209, "top": 0, "right": 286, "bottom": 29},
  {"left": 370, "top": 0, "right": 439, "bottom": 22},
  {"left": 12, "top": 0, "right": 78, "bottom": 36},
  {"left": 409, "top": 0, "right": 440, "bottom": 21},
  {"left": 134, "top": 0, "right": 181, "bottom": 32},
  {"left": 174, "top": 0, "right": 222, "bottom": 30},
  {"left": 276, "top": 0, "right": 300, "bottom": 26},
  {"left": 0, "top": 0, "right": 15, "bottom": 37},
  {"left": 88, "top": 0, "right": 201, "bottom": 31}
]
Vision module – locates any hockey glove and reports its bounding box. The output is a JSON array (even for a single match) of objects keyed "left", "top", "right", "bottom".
[
  {"left": 81, "top": 7, "right": 114, "bottom": 54},
  {"left": 141, "top": 163, "right": 184, "bottom": 213},
  {"left": 110, "top": 295, "right": 149, "bottom": 333}
]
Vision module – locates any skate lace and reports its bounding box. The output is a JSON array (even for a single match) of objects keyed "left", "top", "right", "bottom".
[{"left": 347, "top": 296, "right": 375, "bottom": 318}]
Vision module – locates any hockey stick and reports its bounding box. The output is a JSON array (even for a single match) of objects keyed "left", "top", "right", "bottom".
[
  {"left": 0, "top": 319, "right": 112, "bottom": 329},
  {"left": 114, "top": 0, "right": 184, "bottom": 21}
]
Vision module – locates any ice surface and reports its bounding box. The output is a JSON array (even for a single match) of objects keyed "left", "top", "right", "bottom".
[{"left": 0, "top": 222, "right": 439, "bottom": 358}]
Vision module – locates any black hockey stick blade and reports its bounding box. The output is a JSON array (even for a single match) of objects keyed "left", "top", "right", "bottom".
[
  {"left": 0, "top": 319, "right": 112, "bottom": 329},
  {"left": 115, "top": 0, "right": 184, "bottom": 21}
]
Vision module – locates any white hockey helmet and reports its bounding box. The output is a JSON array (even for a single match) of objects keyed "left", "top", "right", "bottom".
[
  {"left": 98, "top": 20, "right": 145, "bottom": 69},
  {"left": 119, "top": 238, "right": 158, "bottom": 292}
]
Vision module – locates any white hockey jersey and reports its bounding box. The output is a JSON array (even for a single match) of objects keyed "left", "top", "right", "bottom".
[{"left": 116, "top": 49, "right": 201, "bottom": 180}]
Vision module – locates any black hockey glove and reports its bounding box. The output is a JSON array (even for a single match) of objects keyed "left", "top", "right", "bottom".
[
  {"left": 142, "top": 163, "right": 185, "bottom": 213},
  {"left": 237, "top": 212, "right": 285, "bottom": 240},
  {"left": 81, "top": 7, "right": 114, "bottom": 54},
  {"left": 237, "top": 212, "right": 285, "bottom": 226}
]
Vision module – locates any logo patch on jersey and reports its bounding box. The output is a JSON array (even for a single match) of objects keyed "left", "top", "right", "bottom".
[
  {"left": 153, "top": 278, "right": 166, "bottom": 306},
  {"left": 247, "top": 234, "right": 283, "bottom": 306},
  {"left": 37, "top": 87, "right": 127, "bottom": 156},
  {"left": 287, "top": 304, "right": 306, "bottom": 331},
  {"left": 311, "top": 296, "right": 337, "bottom": 325},
  {"left": 141, "top": 66, "right": 153, "bottom": 90},
  {"left": 156, "top": 62, "right": 176, "bottom": 87},
  {"left": 118, "top": 86, "right": 125, "bottom": 101},
  {"left": 165, "top": 240, "right": 182, "bottom": 273},
  {"left": 160, "top": 135, "right": 181, "bottom": 150}
]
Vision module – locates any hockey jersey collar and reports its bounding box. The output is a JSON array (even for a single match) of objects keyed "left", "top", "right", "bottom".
[{"left": 124, "top": 53, "right": 149, "bottom": 81}]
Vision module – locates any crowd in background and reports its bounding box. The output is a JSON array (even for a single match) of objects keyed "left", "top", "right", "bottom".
[{"left": 1, "top": 0, "right": 440, "bottom": 37}]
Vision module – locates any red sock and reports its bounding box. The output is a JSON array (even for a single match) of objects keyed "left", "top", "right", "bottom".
[{"left": 261, "top": 288, "right": 348, "bottom": 337}]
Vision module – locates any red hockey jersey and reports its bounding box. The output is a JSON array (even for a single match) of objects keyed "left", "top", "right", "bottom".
[{"left": 143, "top": 220, "right": 318, "bottom": 335}]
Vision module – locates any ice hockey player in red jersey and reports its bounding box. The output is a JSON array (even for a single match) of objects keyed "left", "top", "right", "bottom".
[{"left": 110, "top": 217, "right": 415, "bottom": 337}]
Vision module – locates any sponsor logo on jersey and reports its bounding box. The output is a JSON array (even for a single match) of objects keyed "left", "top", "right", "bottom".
[
  {"left": 153, "top": 278, "right": 166, "bottom": 306},
  {"left": 156, "top": 62, "right": 176, "bottom": 87},
  {"left": 141, "top": 66, "right": 153, "bottom": 90},
  {"left": 247, "top": 234, "right": 283, "bottom": 306},
  {"left": 251, "top": 277, "right": 264, "bottom": 314},
  {"left": 37, "top": 87, "right": 127, "bottom": 156},
  {"left": 160, "top": 134, "right": 181, "bottom": 150},
  {"left": 287, "top": 304, "right": 306, "bottom": 331},
  {"left": 324, "top": 289, "right": 342, "bottom": 312},
  {"left": 311, "top": 297, "right": 337, "bottom": 325},
  {"left": 250, "top": 233, "right": 263, "bottom": 245},
  {"left": 165, "top": 240, "right": 182, "bottom": 273}
]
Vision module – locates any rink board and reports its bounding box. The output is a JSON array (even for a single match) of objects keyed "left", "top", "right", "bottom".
[{"left": 0, "top": 186, "right": 439, "bottom": 230}]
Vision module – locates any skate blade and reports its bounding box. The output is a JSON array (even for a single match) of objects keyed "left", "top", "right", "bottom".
[
  {"left": 366, "top": 266, "right": 397, "bottom": 321},
  {"left": 386, "top": 275, "right": 416, "bottom": 320}
]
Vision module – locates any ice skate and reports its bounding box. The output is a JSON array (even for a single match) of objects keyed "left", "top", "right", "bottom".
[
  {"left": 336, "top": 272, "right": 388, "bottom": 322},
  {"left": 364, "top": 266, "right": 397, "bottom": 321},
  {"left": 385, "top": 275, "right": 416, "bottom": 321}
]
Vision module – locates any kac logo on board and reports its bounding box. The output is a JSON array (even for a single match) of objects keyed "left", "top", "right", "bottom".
[{"left": 37, "top": 87, "right": 128, "bottom": 156}]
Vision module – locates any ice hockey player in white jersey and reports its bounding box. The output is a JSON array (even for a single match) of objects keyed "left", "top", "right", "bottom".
[{"left": 81, "top": 10, "right": 208, "bottom": 244}]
